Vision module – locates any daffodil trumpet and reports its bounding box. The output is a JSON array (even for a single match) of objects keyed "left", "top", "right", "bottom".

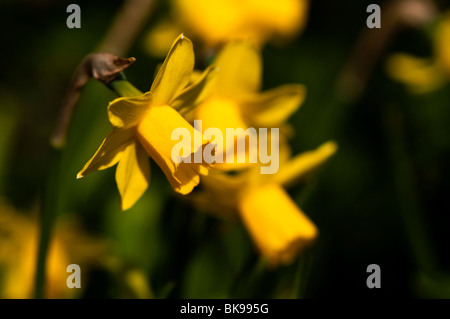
[{"left": 171, "top": 120, "right": 280, "bottom": 174}]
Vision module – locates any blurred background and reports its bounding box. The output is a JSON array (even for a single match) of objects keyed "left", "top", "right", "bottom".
[{"left": 1, "top": 0, "right": 450, "bottom": 298}]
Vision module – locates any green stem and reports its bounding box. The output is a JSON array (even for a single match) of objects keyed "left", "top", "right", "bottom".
[
  {"left": 230, "top": 256, "right": 267, "bottom": 298},
  {"left": 292, "top": 252, "right": 313, "bottom": 299},
  {"left": 384, "top": 105, "right": 437, "bottom": 274},
  {"left": 291, "top": 181, "right": 317, "bottom": 299},
  {"left": 34, "top": 146, "right": 63, "bottom": 298},
  {"left": 108, "top": 73, "right": 143, "bottom": 97}
]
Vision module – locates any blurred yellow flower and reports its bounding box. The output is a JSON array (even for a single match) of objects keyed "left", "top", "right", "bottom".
[
  {"left": 185, "top": 40, "right": 306, "bottom": 170},
  {"left": 386, "top": 12, "right": 450, "bottom": 93},
  {"left": 78, "top": 35, "right": 217, "bottom": 210},
  {"left": 144, "top": 0, "right": 309, "bottom": 57},
  {"left": 0, "top": 202, "right": 107, "bottom": 298},
  {"left": 190, "top": 142, "right": 338, "bottom": 265},
  {"left": 240, "top": 183, "right": 317, "bottom": 264},
  {"left": 173, "top": 0, "right": 309, "bottom": 47}
]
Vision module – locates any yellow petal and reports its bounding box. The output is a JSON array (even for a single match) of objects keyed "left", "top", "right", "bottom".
[
  {"left": 195, "top": 97, "right": 248, "bottom": 152},
  {"left": 386, "top": 53, "right": 446, "bottom": 94},
  {"left": 193, "top": 169, "right": 247, "bottom": 216},
  {"left": 244, "top": 0, "right": 309, "bottom": 41},
  {"left": 201, "top": 169, "right": 248, "bottom": 194},
  {"left": 188, "top": 70, "right": 203, "bottom": 84},
  {"left": 173, "top": 0, "right": 308, "bottom": 46},
  {"left": 77, "top": 128, "right": 135, "bottom": 179},
  {"left": 107, "top": 92, "right": 153, "bottom": 129},
  {"left": 172, "top": 162, "right": 207, "bottom": 194},
  {"left": 150, "top": 34, "right": 194, "bottom": 105},
  {"left": 241, "top": 84, "right": 306, "bottom": 127},
  {"left": 238, "top": 183, "right": 318, "bottom": 266},
  {"left": 171, "top": 66, "right": 219, "bottom": 113},
  {"left": 115, "top": 142, "right": 151, "bottom": 210},
  {"left": 136, "top": 105, "right": 210, "bottom": 194},
  {"left": 173, "top": 0, "right": 243, "bottom": 46},
  {"left": 273, "top": 141, "right": 337, "bottom": 188},
  {"left": 195, "top": 97, "right": 247, "bottom": 133},
  {"left": 435, "top": 13, "right": 450, "bottom": 74},
  {"left": 213, "top": 41, "right": 262, "bottom": 96}
]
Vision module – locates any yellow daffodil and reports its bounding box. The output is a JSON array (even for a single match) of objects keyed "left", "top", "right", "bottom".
[
  {"left": 386, "top": 12, "right": 450, "bottom": 93},
  {"left": 173, "top": 0, "right": 309, "bottom": 47},
  {"left": 0, "top": 201, "right": 107, "bottom": 298},
  {"left": 78, "top": 35, "right": 217, "bottom": 210},
  {"left": 184, "top": 40, "right": 306, "bottom": 170},
  {"left": 189, "top": 142, "right": 338, "bottom": 266},
  {"left": 144, "top": 0, "right": 309, "bottom": 58}
]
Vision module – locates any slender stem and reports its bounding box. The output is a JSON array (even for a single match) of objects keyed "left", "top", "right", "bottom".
[
  {"left": 34, "top": 147, "right": 63, "bottom": 298},
  {"left": 290, "top": 181, "right": 317, "bottom": 299},
  {"left": 292, "top": 251, "right": 314, "bottom": 299},
  {"left": 384, "top": 105, "right": 437, "bottom": 273},
  {"left": 230, "top": 255, "right": 266, "bottom": 298},
  {"left": 108, "top": 73, "right": 143, "bottom": 97}
]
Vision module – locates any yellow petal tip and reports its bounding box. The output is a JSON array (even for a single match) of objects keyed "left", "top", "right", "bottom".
[
  {"left": 120, "top": 203, "right": 132, "bottom": 211},
  {"left": 322, "top": 140, "right": 339, "bottom": 155},
  {"left": 76, "top": 173, "right": 84, "bottom": 179}
]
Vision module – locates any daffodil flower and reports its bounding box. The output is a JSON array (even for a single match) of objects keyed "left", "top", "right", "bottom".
[
  {"left": 386, "top": 12, "right": 450, "bottom": 93},
  {"left": 173, "top": 0, "right": 309, "bottom": 47},
  {"left": 78, "top": 35, "right": 217, "bottom": 210},
  {"left": 144, "top": 0, "right": 309, "bottom": 58},
  {"left": 185, "top": 40, "right": 306, "bottom": 170},
  {"left": 189, "top": 142, "right": 338, "bottom": 266}
]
